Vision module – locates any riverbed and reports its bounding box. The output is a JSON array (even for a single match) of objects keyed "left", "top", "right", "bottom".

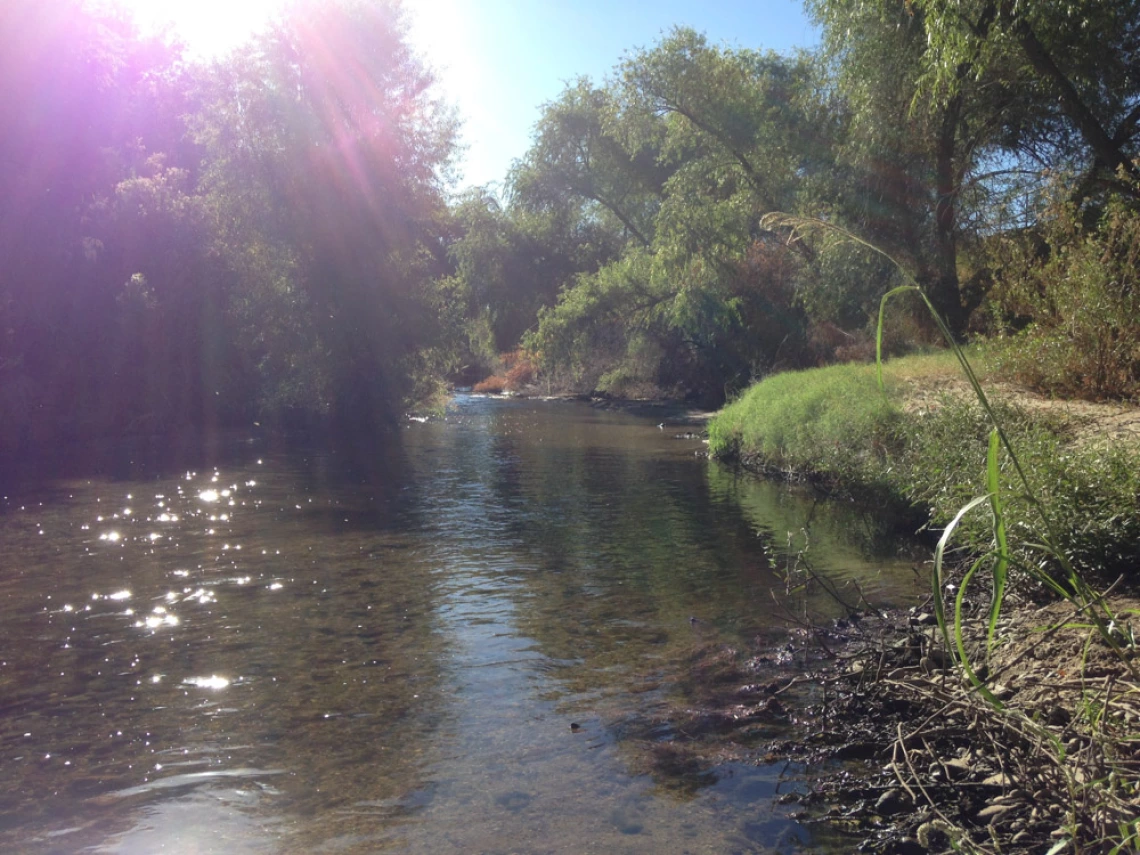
[{"left": 0, "top": 395, "right": 923, "bottom": 853}]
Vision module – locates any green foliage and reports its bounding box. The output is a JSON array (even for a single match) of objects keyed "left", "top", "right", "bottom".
[
  {"left": 989, "top": 200, "right": 1140, "bottom": 400},
  {"left": 192, "top": 0, "right": 457, "bottom": 429},
  {"left": 893, "top": 398, "right": 1140, "bottom": 581},
  {"left": 801, "top": 242, "right": 905, "bottom": 329},
  {"left": 596, "top": 334, "right": 666, "bottom": 399},
  {"left": 515, "top": 32, "right": 827, "bottom": 403},
  {"left": 527, "top": 230, "right": 814, "bottom": 402},
  {"left": 618, "top": 30, "right": 817, "bottom": 213},
  {"left": 527, "top": 249, "right": 662, "bottom": 392},
  {"left": 511, "top": 80, "right": 662, "bottom": 247},
  {"left": 908, "top": 0, "right": 1140, "bottom": 198},
  {"left": 438, "top": 189, "right": 618, "bottom": 383}
]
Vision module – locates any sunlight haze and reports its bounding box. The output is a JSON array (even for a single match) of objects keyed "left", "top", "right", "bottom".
[
  {"left": 117, "top": 0, "right": 287, "bottom": 56},
  {"left": 115, "top": 0, "right": 817, "bottom": 191}
]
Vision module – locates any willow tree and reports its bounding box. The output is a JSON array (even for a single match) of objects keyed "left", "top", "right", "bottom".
[
  {"left": 510, "top": 80, "right": 665, "bottom": 248},
  {"left": 806, "top": 1, "right": 1010, "bottom": 334},
  {"left": 618, "top": 28, "right": 818, "bottom": 218},
  {"left": 522, "top": 30, "right": 829, "bottom": 400},
  {"left": 912, "top": 0, "right": 1140, "bottom": 201},
  {"left": 196, "top": 0, "right": 457, "bottom": 431}
]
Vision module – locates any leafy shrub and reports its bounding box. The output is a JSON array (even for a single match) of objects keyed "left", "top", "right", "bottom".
[{"left": 989, "top": 200, "right": 1140, "bottom": 400}]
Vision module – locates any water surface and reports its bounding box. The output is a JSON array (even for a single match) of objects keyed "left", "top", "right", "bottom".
[{"left": 0, "top": 396, "right": 922, "bottom": 853}]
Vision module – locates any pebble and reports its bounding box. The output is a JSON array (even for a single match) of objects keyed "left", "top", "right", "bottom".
[
  {"left": 982, "top": 772, "right": 1012, "bottom": 786},
  {"left": 978, "top": 804, "right": 1012, "bottom": 820},
  {"left": 875, "top": 789, "right": 907, "bottom": 816}
]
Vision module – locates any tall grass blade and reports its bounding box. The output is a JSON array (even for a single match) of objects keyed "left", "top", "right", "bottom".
[
  {"left": 985, "top": 430, "right": 1009, "bottom": 655},
  {"left": 876, "top": 285, "right": 918, "bottom": 391},
  {"left": 933, "top": 494, "right": 990, "bottom": 655},
  {"left": 954, "top": 557, "right": 1002, "bottom": 707}
]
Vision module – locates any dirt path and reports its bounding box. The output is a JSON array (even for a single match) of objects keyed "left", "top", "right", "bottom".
[{"left": 897, "top": 376, "right": 1140, "bottom": 447}]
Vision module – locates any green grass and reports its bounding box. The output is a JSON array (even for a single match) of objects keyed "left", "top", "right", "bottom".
[
  {"left": 708, "top": 345, "right": 994, "bottom": 474},
  {"left": 708, "top": 362, "right": 904, "bottom": 485},
  {"left": 709, "top": 351, "right": 1140, "bottom": 586}
]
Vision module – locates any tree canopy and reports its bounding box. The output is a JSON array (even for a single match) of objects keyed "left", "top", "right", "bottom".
[
  {"left": 4, "top": 0, "right": 1138, "bottom": 455},
  {"left": 454, "top": 8, "right": 1140, "bottom": 403}
]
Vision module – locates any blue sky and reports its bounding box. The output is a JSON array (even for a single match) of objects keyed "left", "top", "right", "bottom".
[{"left": 405, "top": 0, "right": 819, "bottom": 192}]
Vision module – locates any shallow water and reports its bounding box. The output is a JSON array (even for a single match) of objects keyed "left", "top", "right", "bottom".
[{"left": 0, "top": 396, "right": 923, "bottom": 853}]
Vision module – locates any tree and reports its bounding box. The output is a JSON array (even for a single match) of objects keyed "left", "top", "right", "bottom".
[
  {"left": 806, "top": 0, "right": 1014, "bottom": 334},
  {"left": 0, "top": 0, "right": 459, "bottom": 453},
  {"left": 194, "top": 0, "right": 457, "bottom": 431},
  {"left": 519, "top": 31, "right": 827, "bottom": 401},
  {"left": 511, "top": 80, "right": 664, "bottom": 248},
  {"left": 618, "top": 29, "right": 816, "bottom": 218},
  {"left": 0, "top": 0, "right": 218, "bottom": 444},
  {"left": 913, "top": 0, "right": 1140, "bottom": 200},
  {"left": 441, "top": 188, "right": 622, "bottom": 367}
]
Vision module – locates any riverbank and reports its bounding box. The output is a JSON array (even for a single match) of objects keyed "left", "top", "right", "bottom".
[
  {"left": 708, "top": 350, "right": 1140, "bottom": 589},
  {"left": 657, "top": 596, "right": 1140, "bottom": 853},
  {"left": 699, "top": 351, "right": 1140, "bottom": 852}
]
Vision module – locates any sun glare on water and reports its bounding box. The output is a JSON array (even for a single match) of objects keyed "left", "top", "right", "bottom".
[{"left": 118, "top": 0, "right": 286, "bottom": 56}]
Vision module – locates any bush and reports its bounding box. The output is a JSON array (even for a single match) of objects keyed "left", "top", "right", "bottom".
[
  {"left": 501, "top": 349, "right": 538, "bottom": 390},
  {"left": 472, "top": 375, "right": 506, "bottom": 394},
  {"left": 989, "top": 200, "right": 1140, "bottom": 401}
]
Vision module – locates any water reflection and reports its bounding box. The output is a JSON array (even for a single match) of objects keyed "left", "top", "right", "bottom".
[{"left": 0, "top": 396, "right": 921, "bottom": 852}]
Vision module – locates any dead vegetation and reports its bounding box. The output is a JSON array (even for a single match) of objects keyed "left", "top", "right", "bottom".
[{"left": 656, "top": 593, "right": 1140, "bottom": 854}]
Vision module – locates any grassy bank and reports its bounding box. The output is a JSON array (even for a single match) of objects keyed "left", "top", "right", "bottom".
[{"left": 709, "top": 350, "right": 1140, "bottom": 585}]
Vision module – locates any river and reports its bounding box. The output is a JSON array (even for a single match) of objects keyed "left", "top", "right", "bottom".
[{"left": 0, "top": 395, "right": 923, "bottom": 853}]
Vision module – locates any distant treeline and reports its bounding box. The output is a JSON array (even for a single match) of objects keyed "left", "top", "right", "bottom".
[{"left": 3, "top": 1, "right": 1139, "bottom": 457}]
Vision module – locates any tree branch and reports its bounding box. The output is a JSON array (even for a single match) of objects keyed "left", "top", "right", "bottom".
[
  {"left": 1004, "top": 9, "right": 1140, "bottom": 193},
  {"left": 1112, "top": 101, "right": 1140, "bottom": 146}
]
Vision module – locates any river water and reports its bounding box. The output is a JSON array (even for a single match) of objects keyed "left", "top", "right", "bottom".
[{"left": 0, "top": 396, "right": 923, "bottom": 853}]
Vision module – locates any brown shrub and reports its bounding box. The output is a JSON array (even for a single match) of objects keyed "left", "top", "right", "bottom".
[
  {"left": 501, "top": 350, "right": 538, "bottom": 392},
  {"left": 472, "top": 351, "right": 540, "bottom": 394},
  {"left": 473, "top": 375, "right": 506, "bottom": 394}
]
